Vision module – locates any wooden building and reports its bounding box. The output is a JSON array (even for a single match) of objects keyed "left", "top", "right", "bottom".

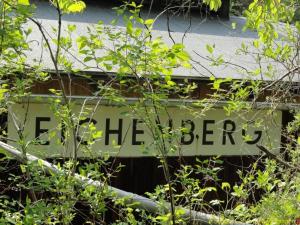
[{"left": 1, "top": 0, "right": 299, "bottom": 217}]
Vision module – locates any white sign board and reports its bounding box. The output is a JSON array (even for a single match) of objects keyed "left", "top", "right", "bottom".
[{"left": 8, "top": 103, "right": 282, "bottom": 158}]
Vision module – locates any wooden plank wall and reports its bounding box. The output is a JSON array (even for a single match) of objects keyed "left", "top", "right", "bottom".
[{"left": 0, "top": 75, "right": 297, "bottom": 223}]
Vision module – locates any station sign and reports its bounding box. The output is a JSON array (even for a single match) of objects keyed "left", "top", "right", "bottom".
[{"left": 8, "top": 103, "right": 282, "bottom": 158}]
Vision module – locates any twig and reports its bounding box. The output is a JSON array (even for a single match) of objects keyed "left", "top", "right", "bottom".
[
  {"left": 0, "top": 140, "right": 250, "bottom": 225},
  {"left": 259, "top": 66, "right": 300, "bottom": 93},
  {"left": 256, "top": 144, "right": 300, "bottom": 172}
]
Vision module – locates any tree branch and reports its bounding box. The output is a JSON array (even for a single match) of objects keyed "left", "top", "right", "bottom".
[
  {"left": 256, "top": 144, "right": 300, "bottom": 172},
  {"left": 259, "top": 66, "right": 300, "bottom": 93},
  {"left": 0, "top": 140, "right": 250, "bottom": 225}
]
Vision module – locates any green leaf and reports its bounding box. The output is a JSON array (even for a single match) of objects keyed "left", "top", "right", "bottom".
[
  {"left": 144, "top": 19, "right": 154, "bottom": 25},
  {"left": 18, "top": 0, "right": 30, "bottom": 5},
  {"left": 177, "top": 51, "right": 190, "bottom": 61},
  {"left": 172, "top": 43, "right": 184, "bottom": 50},
  {"left": 253, "top": 40, "right": 260, "bottom": 48},
  {"left": 67, "top": 24, "right": 76, "bottom": 32},
  {"left": 67, "top": 1, "right": 86, "bottom": 13},
  {"left": 38, "top": 159, "right": 44, "bottom": 168},
  {"left": 76, "top": 36, "right": 87, "bottom": 50},
  {"left": 126, "top": 20, "right": 133, "bottom": 35},
  {"left": 203, "top": 0, "right": 222, "bottom": 11},
  {"left": 231, "top": 22, "right": 236, "bottom": 30},
  {"left": 167, "top": 80, "right": 176, "bottom": 86},
  {"left": 20, "top": 164, "right": 26, "bottom": 173},
  {"left": 165, "top": 75, "right": 171, "bottom": 82},
  {"left": 84, "top": 56, "right": 93, "bottom": 62},
  {"left": 206, "top": 44, "right": 214, "bottom": 54},
  {"left": 213, "top": 80, "right": 221, "bottom": 90},
  {"left": 0, "top": 89, "right": 8, "bottom": 100},
  {"left": 221, "top": 182, "right": 231, "bottom": 190},
  {"left": 0, "top": 147, "right": 8, "bottom": 157},
  {"left": 92, "top": 131, "right": 103, "bottom": 139}
]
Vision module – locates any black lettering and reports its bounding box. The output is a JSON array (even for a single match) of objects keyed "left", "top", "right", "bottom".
[
  {"left": 61, "top": 122, "right": 66, "bottom": 144},
  {"left": 222, "top": 120, "right": 236, "bottom": 145},
  {"left": 181, "top": 120, "right": 195, "bottom": 145},
  {"left": 105, "top": 118, "right": 123, "bottom": 145},
  {"left": 242, "top": 129, "right": 262, "bottom": 144},
  {"left": 76, "top": 118, "right": 97, "bottom": 145},
  {"left": 35, "top": 117, "right": 50, "bottom": 145},
  {"left": 202, "top": 120, "right": 214, "bottom": 145},
  {"left": 132, "top": 119, "right": 144, "bottom": 145}
]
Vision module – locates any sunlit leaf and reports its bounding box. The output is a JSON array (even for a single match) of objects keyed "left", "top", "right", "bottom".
[
  {"left": 18, "top": 0, "right": 30, "bottom": 5},
  {"left": 67, "top": 1, "right": 86, "bottom": 13},
  {"left": 144, "top": 19, "right": 154, "bottom": 25}
]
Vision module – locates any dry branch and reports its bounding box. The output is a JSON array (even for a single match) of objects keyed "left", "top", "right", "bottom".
[
  {"left": 0, "top": 140, "right": 250, "bottom": 225},
  {"left": 257, "top": 144, "right": 300, "bottom": 172}
]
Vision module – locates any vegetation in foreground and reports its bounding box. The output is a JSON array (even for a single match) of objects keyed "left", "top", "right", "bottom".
[{"left": 0, "top": 0, "right": 299, "bottom": 224}]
